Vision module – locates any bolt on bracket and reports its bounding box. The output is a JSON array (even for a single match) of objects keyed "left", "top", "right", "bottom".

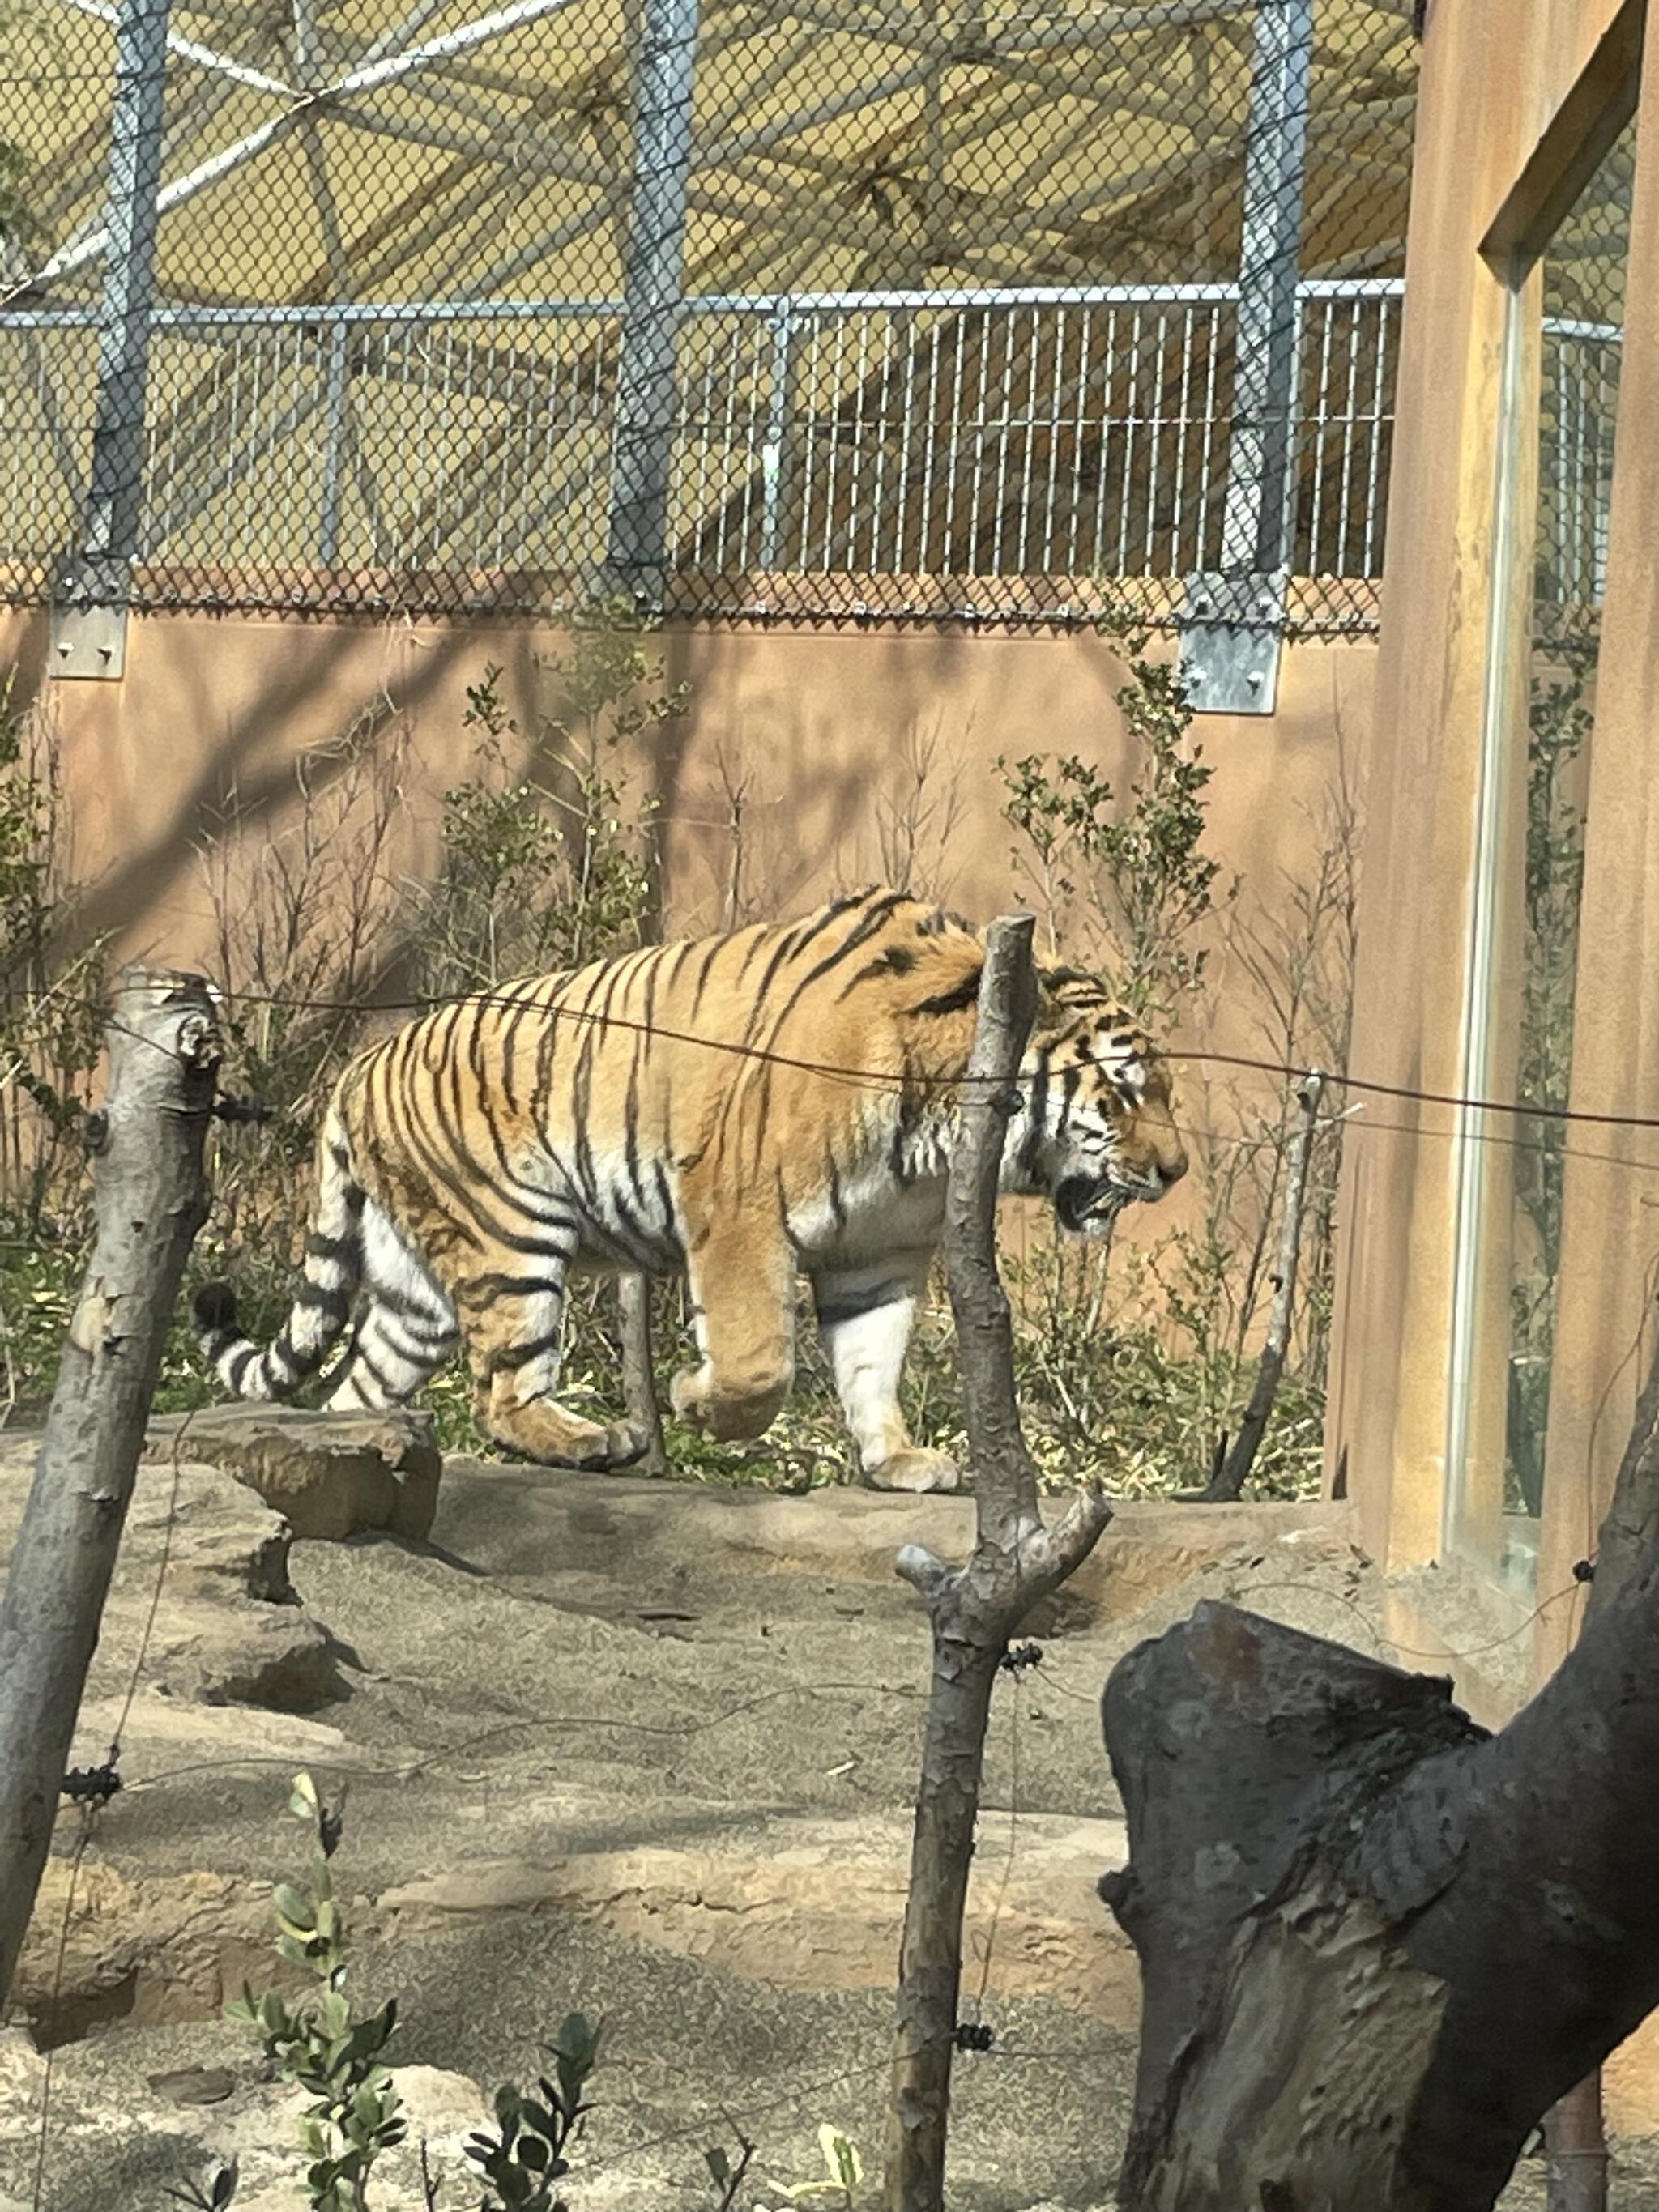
[{"left": 1174, "top": 569, "right": 1290, "bottom": 718}]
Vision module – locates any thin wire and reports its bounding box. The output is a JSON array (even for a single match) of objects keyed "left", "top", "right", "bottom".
[
  {"left": 122, "top": 1675, "right": 929, "bottom": 1800},
  {"left": 28, "top": 1809, "right": 94, "bottom": 2212},
  {"left": 25, "top": 1412, "right": 198, "bottom": 2209},
  {"left": 969, "top": 1686, "right": 1021, "bottom": 2022},
  {"left": 62, "top": 984, "right": 1659, "bottom": 1140}
]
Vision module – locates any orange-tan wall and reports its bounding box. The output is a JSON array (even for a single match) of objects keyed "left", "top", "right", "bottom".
[{"left": 0, "top": 604, "right": 1373, "bottom": 1283}]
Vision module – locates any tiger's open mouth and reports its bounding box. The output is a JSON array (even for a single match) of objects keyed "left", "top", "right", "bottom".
[{"left": 1054, "top": 1175, "right": 1128, "bottom": 1237}]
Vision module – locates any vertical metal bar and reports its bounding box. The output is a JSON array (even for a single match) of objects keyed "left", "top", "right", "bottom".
[
  {"left": 740, "top": 312, "right": 763, "bottom": 567},
  {"left": 1068, "top": 303, "right": 1090, "bottom": 573},
  {"left": 919, "top": 317, "right": 944, "bottom": 573},
  {"left": 1173, "top": 305, "right": 1193, "bottom": 570},
  {"left": 895, "top": 309, "right": 915, "bottom": 574},
  {"left": 1144, "top": 308, "right": 1163, "bottom": 572},
  {"left": 318, "top": 318, "right": 349, "bottom": 567},
  {"left": 1337, "top": 295, "right": 1361, "bottom": 572},
  {"left": 1362, "top": 297, "right": 1388, "bottom": 577},
  {"left": 759, "top": 300, "right": 791, "bottom": 569},
  {"left": 991, "top": 310, "right": 1013, "bottom": 573},
  {"left": 715, "top": 314, "right": 740, "bottom": 569},
  {"left": 1218, "top": 0, "right": 1313, "bottom": 574},
  {"left": 799, "top": 314, "right": 820, "bottom": 568},
  {"left": 851, "top": 308, "right": 871, "bottom": 569},
  {"left": 1094, "top": 305, "right": 1115, "bottom": 569},
  {"left": 604, "top": 0, "right": 701, "bottom": 601},
  {"left": 1042, "top": 303, "right": 1063, "bottom": 572},
  {"left": 823, "top": 313, "right": 846, "bottom": 569},
  {"left": 1307, "top": 296, "right": 1332, "bottom": 572},
  {"left": 1017, "top": 301, "right": 1039, "bottom": 573},
  {"left": 872, "top": 310, "right": 895, "bottom": 572},
  {"left": 1197, "top": 302, "right": 1219, "bottom": 561},
  {"left": 1584, "top": 336, "right": 1601, "bottom": 601},
  {"left": 66, "top": 0, "right": 173, "bottom": 650},
  {"left": 1595, "top": 339, "right": 1614, "bottom": 600},
  {"left": 1118, "top": 307, "right": 1138, "bottom": 572},
  {"left": 968, "top": 310, "right": 990, "bottom": 573},
  {"left": 689, "top": 322, "right": 711, "bottom": 566},
  {"left": 944, "top": 316, "right": 966, "bottom": 572}
]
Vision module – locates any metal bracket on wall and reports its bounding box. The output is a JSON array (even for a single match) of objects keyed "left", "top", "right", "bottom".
[
  {"left": 48, "top": 557, "right": 130, "bottom": 681},
  {"left": 1174, "top": 569, "right": 1289, "bottom": 717}
]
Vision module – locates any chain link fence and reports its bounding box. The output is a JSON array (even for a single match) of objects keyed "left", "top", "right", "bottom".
[{"left": 1, "top": 0, "right": 1431, "bottom": 629}]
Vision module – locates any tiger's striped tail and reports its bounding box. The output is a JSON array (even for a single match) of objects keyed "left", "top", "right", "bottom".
[{"left": 193, "top": 1107, "right": 365, "bottom": 1400}]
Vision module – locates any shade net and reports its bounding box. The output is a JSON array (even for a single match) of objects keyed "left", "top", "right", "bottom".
[{"left": 0, "top": 0, "right": 1422, "bottom": 629}]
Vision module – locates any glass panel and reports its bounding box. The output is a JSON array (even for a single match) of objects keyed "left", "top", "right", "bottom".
[{"left": 1499, "top": 124, "right": 1635, "bottom": 1590}]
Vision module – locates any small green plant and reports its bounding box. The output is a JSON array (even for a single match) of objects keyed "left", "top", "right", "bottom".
[
  {"left": 998, "top": 612, "right": 1228, "bottom": 1021},
  {"left": 764, "top": 2124, "right": 865, "bottom": 2209},
  {"left": 164, "top": 2167, "right": 240, "bottom": 2210},
  {"left": 229, "top": 1773, "right": 406, "bottom": 2212},
  {"left": 1506, "top": 650, "right": 1593, "bottom": 1512},
  {"left": 461, "top": 2014, "right": 601, "bottom": 2212},
  {"left": 227, "top": 1772, "right": 611, "bottom": 2212}
]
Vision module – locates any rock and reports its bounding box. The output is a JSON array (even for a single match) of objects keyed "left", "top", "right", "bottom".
[
  {"left": 157, "top": 1601, "right": 339, "bottom": 1712},
  {"left": 0, "top": 1453, "right": 341, "bottom": 1715},
  {"left": 9, "top": 1859, "right": 288, "bottom": 2047},
  {"left": 145, "top": 1406, "right": 443, "bottom": 1544},
  {"left": 147, "top": 2065, "right": 239, "bottom": 2105},
  {"left": 378, "top": 1809, "right": 1140, "bottom": 2026}
]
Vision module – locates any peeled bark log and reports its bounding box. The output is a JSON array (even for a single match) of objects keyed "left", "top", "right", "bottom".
[
  {"left": 1099, "top": 1551, "right": 1659, "bottom": 2212},
  {"left": 0, "top": 971, "right": 221, "bottom": 2013}
]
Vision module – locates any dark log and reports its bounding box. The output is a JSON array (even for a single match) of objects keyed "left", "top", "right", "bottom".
[{"left": 1099, "top": 1550, "right": 1659, "bottom": 2212}]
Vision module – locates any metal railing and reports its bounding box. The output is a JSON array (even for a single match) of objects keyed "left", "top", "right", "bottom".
[
  {"left": 1538, "top": 314, "right": 1623, "bottom": 615},
  {"left": 0, "top": 281, "right": 1619, "bottom": 620}
]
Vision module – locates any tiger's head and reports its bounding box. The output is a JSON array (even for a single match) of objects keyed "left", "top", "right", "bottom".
[{"left": 1002, "top": 965, "right": 1188, "bottom": 1235}]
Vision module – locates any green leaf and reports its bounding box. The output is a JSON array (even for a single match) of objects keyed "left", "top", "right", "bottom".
[{"left": 273, "top": 1882, "right": 315, "bottom": 1933}]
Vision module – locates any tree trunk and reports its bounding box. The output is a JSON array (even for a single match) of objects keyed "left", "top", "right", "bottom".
[
  {"left": 1534, "top": 1290, "right": 1659, "bottom": 2210},
  {"left": 0, "top": 970, "right": 221, "bottom": 2013},
  {"left": 1099, "top": 1543, "right": 1659, "bottom": 2212},
  {"left": 1544, "top": 2074, "right": 1607, "bottom": 2212},
  {"left": 884, "top": 916, "right": 1113, "bottom": 2212},
  {"left": 1204, "top": 1072, "right": 1323, "bottom": 1501},
  {"left": 619, "top": 1274, "right": 668, "bottom": 1476}
]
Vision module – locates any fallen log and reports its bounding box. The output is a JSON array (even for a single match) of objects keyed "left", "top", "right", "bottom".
[{"left": 1098, "top": 1556, "right": 1659, "bottom": 2212}]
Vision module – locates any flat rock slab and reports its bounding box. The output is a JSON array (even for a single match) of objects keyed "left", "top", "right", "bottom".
[
  {"left": 143, "top": 1404, "right": 442, "bottom": 1543},
  {"left": 0, "top": 1448, "right": 338, "bottom": 1716},
  {"left": 377, "top": 1807, "right": 1137, "bottom": 2025}
]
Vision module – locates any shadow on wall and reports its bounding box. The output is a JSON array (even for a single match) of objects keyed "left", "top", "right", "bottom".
[{"left": 0, "top": 604, "right": 1375, "bottom": 1033}]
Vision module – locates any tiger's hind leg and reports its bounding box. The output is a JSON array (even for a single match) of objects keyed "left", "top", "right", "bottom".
[
  {"left": 323, "top": 1200, "right": 459, "bottom": 1413},
  {"left": 812, "top": 1259, "right": 962, "bottom": 1495},
  {"left": 455, "top": 1242, "right": 647, "bottom": 1472}
]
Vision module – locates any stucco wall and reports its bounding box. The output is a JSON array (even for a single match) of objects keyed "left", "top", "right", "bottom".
[{"left": 0, "top": 606, "right": 1372, "bottom": 1285}]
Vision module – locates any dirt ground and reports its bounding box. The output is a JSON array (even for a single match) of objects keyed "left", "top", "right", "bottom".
[{"left": 2, "top": 1453, "right": 1656, "bottom": 2210}]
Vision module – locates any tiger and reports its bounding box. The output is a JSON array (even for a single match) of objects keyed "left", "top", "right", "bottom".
[{"left": 193, "top": 888, "right": 1188, "bottom": 1494}]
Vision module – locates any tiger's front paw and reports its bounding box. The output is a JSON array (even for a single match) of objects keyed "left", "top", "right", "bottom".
[
  {"left": 670, "top": 1360, "right": 791, "bottom": 1443},
  {"left": 863, "top": 1446, "right": 963, "bottom": 1495}
]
